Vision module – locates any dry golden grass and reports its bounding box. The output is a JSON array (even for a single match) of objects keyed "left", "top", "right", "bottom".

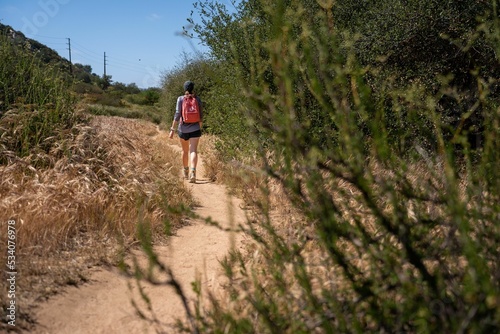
[
  {"left": 201, "top": 143, "right": 269, "bottom": 213},
  {"left": 196, "top": 153, "right": 491, "bottom": 333},
  {"left": 196, "top": 134, "right": 226, "bottom": 183},
  {"left": 0, "top": 114, "right": 193, "bottom": 329}
]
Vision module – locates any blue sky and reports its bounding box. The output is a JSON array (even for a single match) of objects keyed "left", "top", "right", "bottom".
[{"left": 0, "top": 1, "right": 229, "bottom": 88}]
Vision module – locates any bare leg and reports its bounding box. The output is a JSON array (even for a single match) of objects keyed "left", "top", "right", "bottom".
[
  {"left": 189, "top": 137, "right": 200, "bottom": 169},
  {"left": 180, "top": 138, "right": 189, "bottom": 168},
  {"left": 187, "top": 137, "right": 200, "bottom": 183}
]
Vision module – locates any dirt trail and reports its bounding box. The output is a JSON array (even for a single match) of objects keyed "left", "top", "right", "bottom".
[{"left": 29, "top": 138, "right": 245, "bottom": 334}]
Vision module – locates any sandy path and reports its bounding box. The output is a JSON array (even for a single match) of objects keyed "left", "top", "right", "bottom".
[{"left": 29, "top": 142, "right": 245, "bottom": 334}]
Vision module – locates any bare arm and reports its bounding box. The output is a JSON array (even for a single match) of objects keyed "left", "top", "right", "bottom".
[{"left": 168, "top": 120, "right": 178, "bottom": 139}]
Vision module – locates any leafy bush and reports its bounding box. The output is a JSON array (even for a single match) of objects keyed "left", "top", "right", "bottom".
[
  {"left": 91, "top": 91, "right": 124, "bottom": 107},
  {"left": 86, "top": 104, "right": 163, "bottom": 125},
  {"left": 72, "top": 81, "right": 104, "bottom": 95},
  {"left": 176, "top": 0, "right": 498, "bottom": 332},
  {"left": 125, "top": 87, "right": 162, "bottom": 106},
  {"left": 334, "top": 0, "right": 500, "bottom": 155}
]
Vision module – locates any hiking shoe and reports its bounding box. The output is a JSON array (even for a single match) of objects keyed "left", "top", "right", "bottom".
[
  {"left": 189, "top": 171, "right": 196, "bottom": 183},
  {"left": 183, "top": 167, "right": 189, "bottom": 179}
]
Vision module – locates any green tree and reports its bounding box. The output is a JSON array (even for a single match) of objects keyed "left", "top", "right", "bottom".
[
  {"left": 142, "top": 87, "right": 161, "bottom": 105},
  {"left": 193, "top": 0, "right": 500, "bottom": 155},
  {"left": 99, "top": 74, "right": 113, "bottom": 90},
  {"left": 335, "top": 0, "right": 499, "bottom": 152},
  {"left": 126, "top": 83, "right": 141, "bottom": 94}
]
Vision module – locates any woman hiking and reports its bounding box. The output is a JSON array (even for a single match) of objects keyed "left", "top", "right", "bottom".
[{"left": 168, "top": 80, "right": 203, "bottom": 183}]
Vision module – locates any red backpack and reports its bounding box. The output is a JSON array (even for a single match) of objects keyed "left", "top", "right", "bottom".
[{"left": 181, "top": 93, "right": 201, "bottom": 124}]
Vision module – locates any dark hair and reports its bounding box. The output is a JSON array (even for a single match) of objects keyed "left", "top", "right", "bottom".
[{"left": 184, "top": 81, "right": 194, "bottom": 93}]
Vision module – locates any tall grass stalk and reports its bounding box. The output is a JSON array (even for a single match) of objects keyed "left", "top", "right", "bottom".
[{"left": 0, "top": 33, "right": 75, "bottom": 162}]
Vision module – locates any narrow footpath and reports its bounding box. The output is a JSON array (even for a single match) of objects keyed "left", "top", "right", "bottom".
[{"left": 30, "top": 140, "right": 245, "bottom": 334}]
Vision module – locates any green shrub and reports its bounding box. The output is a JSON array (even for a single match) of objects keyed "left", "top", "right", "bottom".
[
  {"left": 86, "top": 104, "right": 163, "bottom": 125},
  {"left": 92, "top": 91, "right": 124, "bottom": 107},
  {"left": 125, "top": 88, "right": 162, "bottom": 106},
  {"left": 189, "top": 0, "right": 500, "bottom": 332},
  {"left": 134, "top": 1, "right": 500, "bottom": 332},
  {"left": 72, "top": 82, "right": 103, "bottom": 95}
]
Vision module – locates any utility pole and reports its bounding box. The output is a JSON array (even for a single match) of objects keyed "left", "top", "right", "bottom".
[
  {"left": 67, "top": 38, "right": 72, "bottom": 75},
  {"left": 103, "top": 51, "right": 109, "bottom": 90},
  {"left": 104, "top": 52, "right": 107, "bottom": 77}
]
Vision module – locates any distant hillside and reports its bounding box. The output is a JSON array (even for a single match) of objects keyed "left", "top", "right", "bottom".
[
  {"left": 0, "top": 23, "right": 117, "bottom": 90},
  {"left": 0, "top": 23, "right": 72, "bottom": 73}
]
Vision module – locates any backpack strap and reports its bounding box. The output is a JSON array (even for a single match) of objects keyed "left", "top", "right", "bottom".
[{"left": 181, "top": 94, "right": 190, "bottom": 124}]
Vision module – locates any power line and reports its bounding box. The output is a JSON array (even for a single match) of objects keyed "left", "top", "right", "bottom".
[
  {"left": 107, "top": 63, "right": 148, "bottom": 74},
  {"left": 71, "top": 41, "right": 102, "bottom": 57},
  {"left": 53, "top": 47, "right": 68, "bottom": 54},
  {"left": 34, "top": 40, "right": 67, "bottom": 46},
  {"left": 24, "top": 33, "right": 66, "bottom": 40},
  {"left": 71, "top": 45, "right": 103, "bottom": 63},
  {"left": 107, "top": 55, "right": 144, "bottom": 67},
  {"left": 72, "top": 55, "right": 101, "bottom": 67},
  {"left": 106, "top": 58, "right": 145, "bottom": 72},
  {"left": 21, "top": 34, "right": 158, "bottom": 83}
]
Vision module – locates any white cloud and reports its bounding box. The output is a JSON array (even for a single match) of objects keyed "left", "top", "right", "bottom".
[{"left": 147, "top": 13, "right": 161, "bottom": 21}]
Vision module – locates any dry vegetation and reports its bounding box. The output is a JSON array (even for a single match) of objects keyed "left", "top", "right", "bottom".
[
  {"left": 195, "top": 154, "right": 498, "bottom": 333},
  {"left": 0, "top": 113, "right": 193, "bottom": 330}
]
